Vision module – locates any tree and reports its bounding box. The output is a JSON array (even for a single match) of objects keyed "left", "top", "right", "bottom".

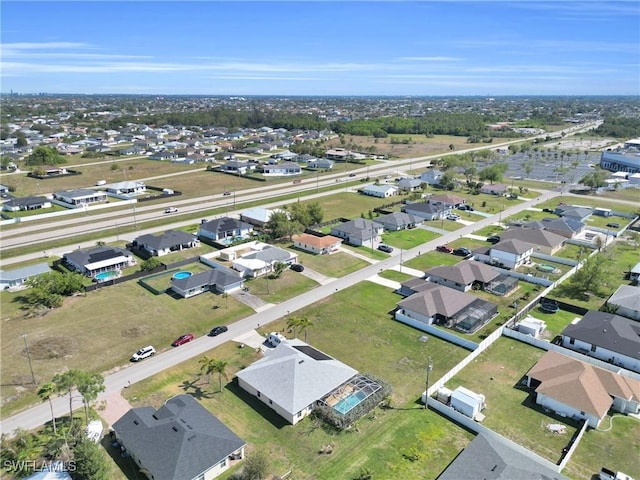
[
  {"left": 210, "top": 359, "right": 229, "bottom": 393},
  {"left": 25, "top": 145, "right": 66, "bottom": 166},
  {"left": 463, "top": 167, "right": 477, "bottom": 183},
  {"left": 570, "top": 254, "right": 611, "bottom": 297},
  {"left": 76, "top": 372, "right": 105, "bottom": 423},
  {"left": 271, "top": 261, "right": 287, "bottom": 279},
  {"left": 297, "top": 316, "right": 314, "bottom": 342},
  {"left": 37, "top": 382, "right": 58, "bottom": 435},
  {"left": 265, "top": 211, "right": 303, "bottom": 240},
  {"left": 580, "top": 169, "right": 608, "bottom": 191},
  {"left": 16, "top": 132, "right": 28, "bottom": 147},
  {"left": 242, "top": 450, "right": 269, "bottom": 480},
  {"left": 140, "top": 257, "right": 162, "bottom": 271},
  {"left": 478, "top": 164, "right": 507, "bottom": 185},
  {"left": 71, "top": 439, "right": 110, "bottom": 480},
  {"left": 307, "top": 202, "right": 324, "bottom": 225},
  {"left": 438, "top": 170, "right": 457, "bottom": 190},
  {"left": 53, "top": 369, "right": 83, "bottom": 421}
]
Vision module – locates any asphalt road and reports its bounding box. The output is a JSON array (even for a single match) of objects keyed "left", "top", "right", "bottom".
[{"left": 0, "top": 188, "right": 562, "bottom": 436}]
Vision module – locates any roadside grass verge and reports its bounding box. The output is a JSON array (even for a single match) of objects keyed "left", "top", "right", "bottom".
[
  {"left": 378, "top": 270, "right": 413, "bottom": 283},
  {"left": 243, "top": 270, "right": 319, "bottom": 304},
  {"left": 404, "top": 251, "right": 462, "bottom": 271},
  {"left": 382, "top": 228, "right": 440, "bottom": 249},
  {"left": 280, "top": 248, "right": 369, "bottom": 277}
]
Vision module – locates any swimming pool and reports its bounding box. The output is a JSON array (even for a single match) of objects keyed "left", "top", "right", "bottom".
[
  {"left": 95, "top": 271, "right": 118, "bottom": 281},
  {"left": 333, "top": 391, "right": 367, "bottom": 415},
  {"left": 537, "top": 264, "right": 557, "bottom": 273},
  {"left": 173, "top": 271, "right": 193, "bottom": 280}
]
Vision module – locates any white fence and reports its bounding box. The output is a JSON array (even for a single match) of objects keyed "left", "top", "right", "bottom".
[
  {"left": 531, "top": 251, "right": 578, "bottom": 266},
  {"left": 395, "top": 312, "right": 479, "bottom": 351},
  {"left": 559, "top": 419, "right": 589, "bottom": 471}
]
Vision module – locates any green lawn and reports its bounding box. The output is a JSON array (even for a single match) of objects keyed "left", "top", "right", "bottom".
[
  {"left": 473, "top": 225, "right": 507, "bottom": 238},
  {"left": 282, "top": 248, "right": 370, "bottom": 277},
  {"left": 529, "top": 307, "right": 581, "bottom": 338},
  {"left": 378, "top": 270, "right": 413, "bottom": 283},
  {"left": 404, "top": 251, "right": 463, "bottom": 271},
  {"left": 445, "top": 336, "right": 580, "bottom": 464},
  {"left": 243, "top": 270, "right": 319, "bottom": 303},
  {"left": 382, "top": 228, "right": 440, "bottom": 249},
  {"left": 122, "top": 282, "right": 473, "bottom": 479},
  {"left": 448, "top": 237, "right": 488, "bottom": 251}
]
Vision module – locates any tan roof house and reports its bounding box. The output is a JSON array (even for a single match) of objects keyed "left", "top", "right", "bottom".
[{"left": 292, "top": 233, "right": 342, "bottom": 255}]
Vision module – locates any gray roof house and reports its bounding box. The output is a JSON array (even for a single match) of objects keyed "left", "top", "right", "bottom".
[
  {"left": 0, "top": 263, "right": 51, "bottom": 290},
  {"left": 425, "top": 261, "right": 501, "bottom": 292},
  {"left": 236, "top": 339, "right": 359, "bottom": 425},
  {"left": 113, "top": 394, "right": 245, "bottom": 480},
  {"left": 375, "top": 211, "right": 421, "bottom": 231},
  {"left": 330, "top": 218, "right": 384, "bottom": 247},
  {"left": 133, "top": 230, "right": 199, "bottom": 257},
  {"left": 262, "top": 161, "right": 302, "bottom": 177},
  {"left": 53, "top": 188, "right": 107, "bottom": 206},
  {"left": 307, "top": 158, "right": 334, "bottom": 170},
  {"left": 437, "top": 433, "right": 569, "bottom": 480},
  {"left": 360, "top": 184, "right": 398, "bottom": 198},
  {"left": 395, "top": 283, "right": 498, "bottom": 334},
  {"left": 419, "top": 169, "right": 444, "bottom": 186},
  {"left": 606, "top": 285, "right": 640, "bottom": 321},
  {"left": 402, "top": 201, "right": 450, "bottom": 221},
  {"left": 232, "top": 245, "right": 297, "bottom": 278},
  {"left": 523, "top": 217, "right": 585, "bottom": 239},
  {"left": 198, "top": 217, "right": 254, "bottom": 244},
  {"left": 561, "top": 311, "right": 640, "bottom": 374},
  {"left": 240, "top": 207, "right": 287, "bottom": 227},
  {"left": 554, "top": 205, "right": 593, "bottom": 222},
  {"left": 397, "top": 178, "right": 424, "bottom": 192},
  {"left": 2, "top": 195, "right": 52, "bottom": 212},
  {"left": 171, "top": 267, "right": 243, "bottom": 298},
  {"left": 500, "top": 227, "right": 566, "bottom": 254},
  {"left": 63, "top": 246, "right": 135, "bottom": 277},
  {"left": 473, "top": 239, "right": 534, "bottom": 270}
]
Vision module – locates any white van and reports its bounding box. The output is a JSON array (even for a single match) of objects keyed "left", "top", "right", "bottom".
[
  {"left": 266, "top": 332, "right": 286, "bottom": 348},
  {"left": 95, "top": 180, "right": 107, "bottom": 186}
]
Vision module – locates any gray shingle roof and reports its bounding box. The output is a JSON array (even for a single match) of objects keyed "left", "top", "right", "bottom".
[
  {"left": 171, "top": 268, "right": 241, "bottom": 290},
  {"left": 491, "top": 238, "right": 533, "bottom": 255},
  {"left": 398, "top": 283, "right": 478, "bottom": 318},
  {"left": 0, "top": 263, "right": 51, "bottom": 282},
  {"left": 200, "top": 217, "right": 252, "bottom": 236},
  {"left": 426, "top": 261, "right": 500, "bottom": 285},
  {"left": 236, "top": 339, "right": 357, "bottom": 416},
  {"left": 607, "top": 285, "right": 640, "bottom": 312},
  {"left": 437, "top": 433, "right": 568, "bottom": 480},
  {"left": 500, "top": 227, "right": 565, "bottom": 249},
  {"left": 135, "top": 230, "right": 196, "bottom": 251},
  {"left": 562, "top": 311, "right": 640, "bottom": 358},
  {"left": 63, "top": 246, "right": 131, "bottom": 266},
  {"left": 113, "top": 395, "right": 245, "bottom": 480},
  {"left": 375, "top": 211, "right": 419, "bottom": 228},
  {"left": 3, "top": 195, "right": 50, "bottom": 208}
]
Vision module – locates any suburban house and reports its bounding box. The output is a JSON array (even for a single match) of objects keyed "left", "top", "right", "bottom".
[
  {"left": 113, "top": 394, "right": 245, "bottom": 480},
  {"left": 325, "top": 148, "right": 353, "bottom": 161},
  {"left": 0, "top": 184, "right": 10, "bottom": 195},
  {"left": 291, "top": 233, "right": 342, "bottom": 255},
  {"left": 240, "top": 207, "right": 287, "bottom": 228},
  {"left": 402, "top": 201, "right": 450, "bottom": 221},
  {"left": 171, "top": 267, "right": 243, "bottom": 298},
  {"left": 480, "top": 183, "right": 510, "bottom": 196},
  {"left": 330, "top": 218, "right": 384, "bottom": 247},
  {"left": 262, "top": 161, "right": 302, "bottom": 177},
  {"left": 133, "top": 230, "right": 199, "bottom": 257},
  {"left": 525, "top": 350, "right": 640, "bottom": 428},
  {"left": 523, "top": 217, "right": 585, "bottom": 239},
  {"left": 149, "top": 151, "right": 181, "bottom": 161},
  {"left": 0, "top": 263, "right": 51, "bottom": 290},
  {"left": 419, "top": 169, "right": 444, "bottom": 186},
  {"left": 425, "top": 261, "right": 501, "bottom": 293},
  {"left": 306, "top": 158, "right": 334, "bottom": 170},
  {"left": 53, "top": 189, "right": 107, "bottom": 206},
  {"left": 397, "top": 178, "right": 424, "bottom": 192},
  {"left": 220, "top": 160, "right": 254, "bottom": 175},
  {"left": 473, "top": 239, "right": 534, "bottom": 270},
  {"left": 375, "top": 211, "right": 421, "bottom": 231},
  {"left": 605, "top": 285, "right": 640, "bottom": 321},
  {"left": 499, "top": 227, "right": 566, "bottom": 255},
  {"left": 437, "top": 433, "right": 570, "bottom": 480},
  {"left": 360, "top": 184, "right": 398, "bottom": 198},
  {"left": 396, "top": 277, "right": 435, "bottom": 297},
  {"left": 236, "top": 339, "right": 362, "bottom": 425},
  {"left": 554, "top": 205, "right": 593, "bottom": 222},
  {"left": 198, "top": 217, "right": 254, "bottom": 244},
  {"left": 428, "top": 193, "right": 466, "bottom": 208},
  {"left": 2, "top": 195, "right": 52, "bottom": 212},
  {"left": 63, "top": 246, "right": 136, "bottom": 277},
  {"left": 232, "top": 245, "right": 297, "bottom": 278},
  {"left": 629, "top": 262, "right": 640, "bottom": 285},
  {"left": 561, "top": 311, "right": 640, "bottom": 373},
  {"left": 395, "top": 283, "right": 498, "bottom": 334},
  {"left": 105, "top": 181, "right": 146, "bottom": 196}
]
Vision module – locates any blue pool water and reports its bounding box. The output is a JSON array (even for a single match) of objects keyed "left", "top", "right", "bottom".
[
  {"left": 334, "top": 391, "right": 366, "bottom": 415},
  {"left": 95, "top": 271, "right": 117, "bottom": 281},
  {"left": 173, "top": 271, "right": 192, "bottom": 280}
]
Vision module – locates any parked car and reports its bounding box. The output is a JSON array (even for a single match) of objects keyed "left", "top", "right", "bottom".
[
  {"left": 486, "top": 235, "right": 501, "bottom": 244},
  {"left": 131, "top": 346, "right": 156, "bottom": 362},
  {"left": 606, "top": 222, "right": 620, "bottom": 228},
  {"left": 453, "top": 247, "right": 472, "bottom": 257},
  {"left": 348, "top": 173, "right": 357, "bottom": 177},
  {"left": 164, "top": 207, "right": 178, "bottom": 214},
  {"left": 457, "top": 204, "right": 474, "bottom": 211},
  {"left": 292, "top": 179, "right": 302, "bottom": 184},
  {"left": 377, "top": 244, "right": 394, "bottom": 253},
  {"left": 290, "top": 264, "right": 305, "bottom": 272},
  {"left": 223, "top": 191, "right": 232, "bottom": 196},
  {"left": 171, "top": 334, "right": 194, "bottom": 347},
  {"left": 436, "top": 245, "right": 453, "bottom": 253},
  {"left": 208, "top": 326, "right": 228, "bottom": 337},
  {"left": 446, "top": 213, "right": 461, "bottom": 221}
]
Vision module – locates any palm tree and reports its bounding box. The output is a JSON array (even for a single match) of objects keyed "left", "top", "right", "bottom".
[
  {"left": 199, "top": 356, "right": 216, "bottom": 385},
  {"left": 37, "top": 382, "right": 57, "bottom": 434},
  {"left": 211, "top": 359, "right": 229, "bottom": 393},
  {"left": 286, "top": 316, "right": 299, "bottom": 337},
  {"left": 296, "top": 316, "right": 314, "bottom": 343}
]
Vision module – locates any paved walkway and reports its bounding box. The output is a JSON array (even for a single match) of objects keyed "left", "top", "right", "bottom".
[
  {"left": 338, "top": 246, "right": 377, "bottom": 263},
  {"left": 367, "top": 275, "right": 401, "bottom": 290},
  {"left": 299, "top": 266, "right": 335, "bottom": 285},
  {"left": 418, "top": 224, "right": 449, "bottom": 235},
  {"left": 390, "top": 264, "right": 424, "bottom": 277},
  {"left": 98, "top": 390, "right": 133, "bottom": 428},
  {"left": 231, "top": 289, "right": 273, "bottom": 311},
  {"left": 232, "top": 330, "right": 266, "bottom": 349}
]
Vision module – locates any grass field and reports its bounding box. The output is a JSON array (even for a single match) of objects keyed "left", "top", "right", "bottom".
[
  {"left": 404, "top": 251, "right": 463, "bottom": 271},
  {"left": 382, "top": 228, "right": 440, "bottom": 249},
  {"left": 122, "top": 282, "right": 474, "bottom": 479},
  {"left": 281, "top": 248, "right": 369, "bottom": 278},
  {"left": 243, "top": 269, "right": 320, "bottom": 303}
]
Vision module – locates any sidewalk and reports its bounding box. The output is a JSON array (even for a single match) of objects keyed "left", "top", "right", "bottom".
[{"left": 98, "top": 389, "right": 133, "bottom": 428}]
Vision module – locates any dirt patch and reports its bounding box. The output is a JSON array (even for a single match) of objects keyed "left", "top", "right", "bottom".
[
  {"left": 121, "top": 325, "right": 149, "bottom": 338},
  {"left": 28, "top": 336, "right": 78, "bottom": 360}
]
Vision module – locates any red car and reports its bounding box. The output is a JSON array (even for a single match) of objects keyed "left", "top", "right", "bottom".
[
  {"left": 436, "top": 245, "right": 453, "bottom": 254},
  {"left": 171, "top": 334, "right": 194, "bottom": 347}
]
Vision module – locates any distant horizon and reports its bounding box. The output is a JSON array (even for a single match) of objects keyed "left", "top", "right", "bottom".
[{"left": 2, "top": 1, "right": 639, "bottom": 96}]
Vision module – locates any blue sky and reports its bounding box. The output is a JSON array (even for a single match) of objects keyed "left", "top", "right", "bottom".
[{"left": 1, "top": 1, "right": 639, "bottom": 96}]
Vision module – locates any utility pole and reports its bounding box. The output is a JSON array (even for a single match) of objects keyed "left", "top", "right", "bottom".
[
  {"left": 22, "top": 334, "right": 36, "bottom": 385},
  {"left": 424, "top": 356, "right": 433, "bottom": 410}
]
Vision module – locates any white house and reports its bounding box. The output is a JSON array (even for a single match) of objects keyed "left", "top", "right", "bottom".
[
  {"left": 262, "top": 161, "right": 302, "bottom": 177},
  {"left": 291, "top": 233, "right": 342, "bottom": 255},
  {"left": 0, "top": 263, "right": 51, "bottom": 290},
  {"left": 133, "top": 230, "right": 199, "bottom": 257},
  {"left": 360, "top": 184, "right": 398, "bottom": 198},
  {"left": 232, "top": 244, "right": 297, "bottom": 278},
  {"left": 473, "top": 239, "right": 533, "bottom": 270},
  {"left": 526, "top": 350, "right": 640, "bottom": 428},
  {"left": 53, "top": 189, "right": 107, "bottom": 206},
  {"left": 105, "top": 181, "right": 146, "bottom": 196}
]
